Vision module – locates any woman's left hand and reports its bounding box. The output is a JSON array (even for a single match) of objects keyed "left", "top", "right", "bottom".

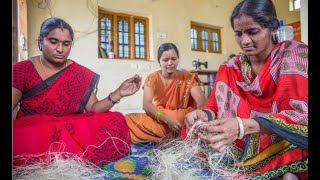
[
  {"left": 198, "top": 117, "right": 239, "bottom": 152},
  {"left": 117, "top": 74, "right": 142, "bottom": 97}
]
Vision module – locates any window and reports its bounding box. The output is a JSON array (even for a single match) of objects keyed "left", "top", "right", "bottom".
[
  {"left": 98, "top": 9, "right": 149, "bottom": 60},
  {"left": 289, "top": 0, "right": 301, "bottom": 11},
  {"left": 191, "top": 22, "right": 221, "bottom": 53}
]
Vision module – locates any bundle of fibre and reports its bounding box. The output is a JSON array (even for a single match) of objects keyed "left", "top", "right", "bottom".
[
  {"left": 13, "top": 143, "right": 106, "bottom": 180},
  {"left": 145, "top": 120, "right": 251, "bottom": 180}
]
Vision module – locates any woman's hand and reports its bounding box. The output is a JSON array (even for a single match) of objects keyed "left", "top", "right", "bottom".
[
  {"left": 199, "top": 117, "right": 239, "bottom": 152},
  {"left": 117, "top": 74, "right": 142, "bottom": 97},
  {"left": 162, "top": 115, "right": 182, "bottom": 134},
  {"left": 184, "top": 110, "right": 208, "bottom": 130}
]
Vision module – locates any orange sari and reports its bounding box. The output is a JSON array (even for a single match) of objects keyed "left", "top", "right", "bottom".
[{"left": 125, "top": 71, "right": 200, "bottom": 144}]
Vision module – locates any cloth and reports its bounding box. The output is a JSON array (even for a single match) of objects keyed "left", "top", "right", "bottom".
[
  {"left": 102, "top": 143, "right": 156, "bottom": 179},
  {"left": 203, "top": 40, "right": 308, "bottom": 179},
  {"left": 102, "top": 142, "right": 225, "bottom": 180},
  {"left": 125, "top": 71, "right": 200, "bottom": 144},
  {"left": 13, "top": 60, "right": 131, "bottom": 166}
]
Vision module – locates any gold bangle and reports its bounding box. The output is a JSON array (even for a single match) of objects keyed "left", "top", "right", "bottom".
[{"left": 154, "top": 111, "right": 164, "bottom": 123}]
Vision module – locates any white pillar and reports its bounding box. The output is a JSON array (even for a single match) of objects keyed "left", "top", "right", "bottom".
[{"left": 300, "top": 0, "right": 308, "bottom": 45}]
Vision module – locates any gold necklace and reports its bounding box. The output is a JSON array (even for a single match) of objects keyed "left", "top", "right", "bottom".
[{"left": 40, "top": 57, "right": 68, "bottom": 78}]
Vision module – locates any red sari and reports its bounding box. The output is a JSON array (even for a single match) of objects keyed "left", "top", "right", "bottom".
[
  {"left": 13, "top": 60, "right": 131, "bottom": 166},
  {"left": 204, "top": 40, "right": 308, "bottom": 179}
]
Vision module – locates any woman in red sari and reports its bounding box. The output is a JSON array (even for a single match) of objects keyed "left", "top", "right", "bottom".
[
  {"left": 12, "top": 17, "right": 142, "bottom": 166},
  {"left": 185, "top": 0, "right": 308, "bottom": 179}
]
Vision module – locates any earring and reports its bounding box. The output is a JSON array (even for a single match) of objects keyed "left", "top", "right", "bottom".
[
  {"left": 38, "top": 39, "right": 43, "bottom": 51},
  {"left": 272, "top": 32, "right": 277, "bottom": 43}
]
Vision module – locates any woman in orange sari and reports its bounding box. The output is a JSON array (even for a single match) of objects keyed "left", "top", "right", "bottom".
[
  {"left": 125, "top": 43, "right": 206, "bottom": 144},
  {"left": 12, "top": 17, "right": 142, "bottom": 166},
  {"left": 185, "top": 0, "right": 307, "bottom": 179}
]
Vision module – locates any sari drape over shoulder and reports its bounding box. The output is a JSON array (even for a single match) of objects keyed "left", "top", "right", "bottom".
[
  {"left": 125, "top": 71, "right": 200, "bottom": 144},
  {"left": 13, "top": 60, "right": 131, "bottom": 166},
  {"left": 203, "top": 40, "right": 308, "bottom": 179}
]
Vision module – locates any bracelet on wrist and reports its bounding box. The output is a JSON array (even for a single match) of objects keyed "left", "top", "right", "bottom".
[
  {"left": 202, "top": 109, "right": 214, "bottom": 121},
  {"left": 154, "top": 111, "right": 164, "bottom": 123},
  {"left": 236, "top": 117, "right": 244, "bottom": 139},
  {"left": 107, "top": 93, "right": 120, "bottom": 104}
]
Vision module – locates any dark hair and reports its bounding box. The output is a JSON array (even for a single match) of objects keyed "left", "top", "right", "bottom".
[
  {"left": 157, "top": 43, "right": 179, "bottom": 63},
  {"left": 228, "top": 54, "right": 236, "bottom": 59},
  {"left": 230, "top": 0, "right": 279, "bottom": 32},
  {"left": 37, "top": 17, "right": 74, "bottom": 50}
]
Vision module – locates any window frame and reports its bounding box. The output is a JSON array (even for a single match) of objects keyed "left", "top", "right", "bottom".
[
  {"left": 134, "top": 17, "right": 149, "bottom": 60},
  {"left": 191, "top": 22, "right": 222, "bottom": 54},
  {"left": 98, "top": 9, "right": 149, "bottom": 60},
  {"left": 289, "top": 0, "right": 301, "bottom": 11}
]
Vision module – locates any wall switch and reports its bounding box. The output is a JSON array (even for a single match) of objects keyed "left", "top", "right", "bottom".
[
  {"left": 138, "top": 64, "right": 151, "bottom": 70},
  {"left": 157, "top": 32, "right": 167, "bottom": 39},
  {"left": 130, "top": 64, "right": 138, "bottom": 69}
]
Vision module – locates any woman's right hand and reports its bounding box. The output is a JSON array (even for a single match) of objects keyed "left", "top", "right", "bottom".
[
  {"left": 117, "top": 74, "right": 142, "bottom": 97},
  {"left": 184, "top": 110, "right": 208, "bottom": 130}
]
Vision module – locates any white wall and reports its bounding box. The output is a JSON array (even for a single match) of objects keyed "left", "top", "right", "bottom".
[
  {"left": 300, "top": 0, "right": 308, "bottom": 44},
  {"left": 274, "top": 0, "right": 306, "bottom": 44},
  {"left": 25, "top": 0, "right": 305, "bottom": 113}
]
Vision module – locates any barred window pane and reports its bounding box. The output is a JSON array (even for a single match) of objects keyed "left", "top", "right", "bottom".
[
  {"left": 124, "top": 45, "right": 129, "bottom": 57},
  {"left": 118, "top": 20, "right": 129, "bottom": 58},
  {"left": 135, "top": 22, "right": 145, "bottom": 58},
  {"left": 100, "top": 17, "right": 113, "bottom": 53},
  {"left": 201, "top": 31, "right": 208, "bottom": 51},
  {"left": 212, "top": 32, "right": 219, "bottom": 52},
  {"left": 191, "top": 29, "right": 197, "bottom": 49},
  {"left": 119, "top": 46, "right": 123, "bottom": 56}
]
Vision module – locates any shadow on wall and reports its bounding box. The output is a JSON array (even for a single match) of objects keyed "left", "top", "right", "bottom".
[{"left": 99, "top": 46, "right": 107, "bottom": 58}]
